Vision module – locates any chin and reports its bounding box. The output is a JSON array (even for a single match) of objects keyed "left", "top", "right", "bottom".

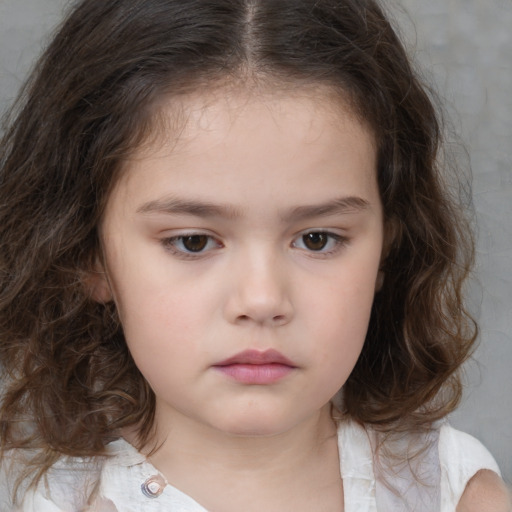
[
  {"left": 221, "top": 425, "right": 289, "bottom": 438},
  {"left": 212, "top": 412, "right": 301, "bottom": 439}
]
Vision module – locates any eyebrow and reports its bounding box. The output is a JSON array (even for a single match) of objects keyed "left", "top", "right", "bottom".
[
  {"left": 282, "top": 196, "right": 370, "bottom": 222},
  {"left": 137, "top": 196, "right": 370, "bottom": 220},
  {"left": 137, "top": 198, "right": 242, "bottom": 219}
]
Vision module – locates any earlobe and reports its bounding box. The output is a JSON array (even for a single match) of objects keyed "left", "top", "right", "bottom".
[
  {"left": 375, "top": 270, "right": 385, "bottom": 292},
  {"left": 88, "top": 271, "right": 113, "bottom": 303},
  {"left": 381, "top": 217, "right": 400, "bottom": 260},
  {"left": 375, "top": 217, "right": 400, "bottom": 293},
  {"left": 85, "top": 259, "right": 113, "bottom": 303}
]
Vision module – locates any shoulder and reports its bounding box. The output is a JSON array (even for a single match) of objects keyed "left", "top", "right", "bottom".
[
  {"left": 439, "top": 425, "right": 509, "bottom": 511},
  {"left": 0, "top": 448, "right": 103, "bottom": 511},
  {"left": 456, "top": 469, "right": 511, "bottom": 512}
]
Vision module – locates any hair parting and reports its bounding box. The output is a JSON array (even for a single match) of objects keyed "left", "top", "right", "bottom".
[{"left": 1, "top": 0, "right": 477, "bottom": 497}]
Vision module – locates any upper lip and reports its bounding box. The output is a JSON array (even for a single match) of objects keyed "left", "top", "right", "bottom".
[{"left": 214, "top": 349, "right": 296, "bottom": 367}]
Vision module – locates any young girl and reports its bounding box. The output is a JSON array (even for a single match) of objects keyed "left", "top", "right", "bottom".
[{"left": 0, "top": 0, "right": 509, "bottom": 510}]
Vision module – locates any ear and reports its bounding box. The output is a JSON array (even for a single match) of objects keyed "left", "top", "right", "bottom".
[
  {"left": 85, "top": 258, "right": 113, "bottom": 303},
  {"left": 375, "top": 217, "right": 400, "bottom": 293},
  {"left": 375, "top": 270, "right": 385, "bottom": 292}
]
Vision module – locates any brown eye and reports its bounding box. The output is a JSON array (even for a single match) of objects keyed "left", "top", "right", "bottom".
[
  {"left": 292, "top": 231, "right": 345, "bottom": 254},
  {"left": 163, "top": 233, "right": 221, "bottom": 256},
  {"left": 302, "top": 232, "right": 328, "bottom": 251},
  {"left": 182, "top": 235, "right": 209, "bottom": 252}
]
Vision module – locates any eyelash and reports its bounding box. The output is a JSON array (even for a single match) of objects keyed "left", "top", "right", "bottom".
[
  {"left": 161, "top": 230, "right": 348, "bottom": 259},
  {"left": 161, "top": 233, "right": 223, "bottom": 259},
  {"left": 292, "top": 231, "right": 348, "bottom": 256}
]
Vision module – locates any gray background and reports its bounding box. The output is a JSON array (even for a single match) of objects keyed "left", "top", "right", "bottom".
[{"left": 1, "top": 0, "right": 511, "bottom": 484}]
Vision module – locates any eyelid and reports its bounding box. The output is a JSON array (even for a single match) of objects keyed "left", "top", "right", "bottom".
[
  {"left": 161, "top": 231, "right": 223, "bottom": 258},
  {"left": 291, "top": 229, "right": 349, "bottom": 255},
  {"left": 159, "top": 228, "right": 348, "bottom": 259}
]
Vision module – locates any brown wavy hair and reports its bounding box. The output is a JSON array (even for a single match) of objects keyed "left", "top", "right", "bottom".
[{"left": 1, "top": 0, "right": 475, "bottom": 488}]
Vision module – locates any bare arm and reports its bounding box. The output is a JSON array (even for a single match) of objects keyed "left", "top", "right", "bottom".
[{"left": 457, "top": 470, "right": 511, "bottom": 512}]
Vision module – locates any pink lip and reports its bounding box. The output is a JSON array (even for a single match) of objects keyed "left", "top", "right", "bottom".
[{"left": 213, "top": 349, "right": 296, "bottom": 384}]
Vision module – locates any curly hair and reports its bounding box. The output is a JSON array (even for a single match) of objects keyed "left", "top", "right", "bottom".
[{"left": 0, "top": 0, "right": 475, "bottom": 485}]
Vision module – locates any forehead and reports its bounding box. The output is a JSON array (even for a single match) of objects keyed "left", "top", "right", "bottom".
[
  {"left": 131, "top": 83, "right": 375, "bottom": 159},
  {"left": 110, "top": 86, "right": 379, "bottom": 216}
]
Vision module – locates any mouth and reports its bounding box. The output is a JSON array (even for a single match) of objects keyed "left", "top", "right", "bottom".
[{"left": 213, "top": 349, "right": 297, "bottom": 385}]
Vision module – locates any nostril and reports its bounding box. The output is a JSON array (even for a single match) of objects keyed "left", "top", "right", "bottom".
[{"left": 235, "top": 314, "right": 288, "bottom": 325}]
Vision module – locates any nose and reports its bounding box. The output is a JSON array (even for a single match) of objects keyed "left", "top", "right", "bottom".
[{"left": 223, "top": 248, "right": 294, "bottom": 327}]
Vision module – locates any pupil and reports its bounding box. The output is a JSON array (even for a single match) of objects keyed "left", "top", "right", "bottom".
[
  {"left": 304, "top": 233, "right": 327, "bottom": 251},
  {"left": 183, "top": 235, "right": 208, "bottom": 252}
]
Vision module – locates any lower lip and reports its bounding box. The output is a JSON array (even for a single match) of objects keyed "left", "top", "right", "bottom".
[{"left": 214, "top": 363, "right": 294, "bottom": 384}]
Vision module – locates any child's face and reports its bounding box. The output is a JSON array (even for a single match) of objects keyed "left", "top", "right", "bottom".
[{"left": 97, "top": 88, "right": 384, "bottom": 439}]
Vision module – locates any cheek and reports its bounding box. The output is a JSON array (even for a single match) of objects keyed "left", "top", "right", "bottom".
[
  {"left": 108, "top": 272, "right": 206, "bottom": 372},
  {"left": 109, "top": 246, "right": 202, "bottom": 328},
  {"left": 303, "top": 266, "right": 378, "bottom": 383},
  {"left": 118, "top": 296, "right": 204, "bottom": 394},
  {"left": 103, "top": 236, "right": 226, "bottom": 377}
]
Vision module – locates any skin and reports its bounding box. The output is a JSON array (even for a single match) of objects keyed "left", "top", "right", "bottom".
[
  {"left": 93, "top": 88, "right": 508, "bottom": 511},
  {"left": 457, "top": 470, "right": 512, "bottom": 512},
  {"left": 94, "top": 88, "right": 382, "bottom": 511}
]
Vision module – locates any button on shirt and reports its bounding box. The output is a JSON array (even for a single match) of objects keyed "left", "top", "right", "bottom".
[{"left": 0, "top": 420, "right": 502, "bottom": 512}]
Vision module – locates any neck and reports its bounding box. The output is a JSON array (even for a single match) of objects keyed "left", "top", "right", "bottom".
[
  {"left": 127, "top": 404, "right": 342, "bottom": 511},
  {"left": 150, "top": 403, "right": 335, "bottom": 468}
]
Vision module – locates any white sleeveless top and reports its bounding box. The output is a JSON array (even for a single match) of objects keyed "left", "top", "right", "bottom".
[{"left": 0, "top": 420, "right": 501, "bottom": 512}]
